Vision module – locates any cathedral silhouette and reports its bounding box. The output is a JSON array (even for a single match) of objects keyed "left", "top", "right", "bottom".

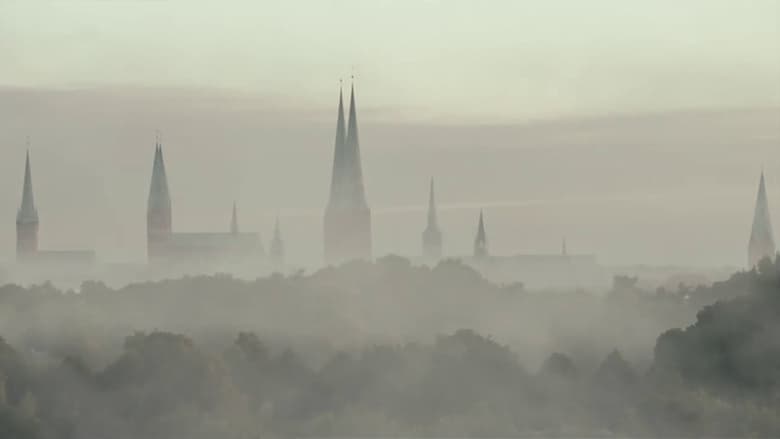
[{"left": 9, "top": 83, "right": 775, "bottom": 282}]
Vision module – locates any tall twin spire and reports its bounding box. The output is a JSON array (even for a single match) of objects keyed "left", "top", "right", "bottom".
[
  {"left": 748, "top": 171, "right": 775, "bottom": 267},
  {"left": 323, "top": 78, "right": 373, "bottom": 263},
  {"left": 327, "top": 79, "right": 367, "bottom": 209}
]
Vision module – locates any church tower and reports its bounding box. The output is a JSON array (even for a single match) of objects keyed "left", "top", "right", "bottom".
[
  {"left": 16, "top": 150, "right": 39, "bottom": 261},
  {"left": 323, "top": 81, "right": 372, "bottom": 264},
  {"left": 270, "top": 215, "right": 285, "bottom": 266},
  {"left": 748, "top": 171, "right": 775, "bottom": 267},
  {"left": 230, "top": 202, "right": 239, "bottom": 235},
  {"left": 147, "top": 142, "right": 172, "bottom": 263},
  {"left": 422, "top": 178, "right": 442, "bottom": 260},
  {"left": 473, "top": 210, "right": 488, "bottom": 259}
]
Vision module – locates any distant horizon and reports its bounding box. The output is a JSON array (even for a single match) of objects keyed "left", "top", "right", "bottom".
[
  {"left": 0, "top": 84, "right": 777, "bottom": 267},
  {"left": 1, "top": 0, "right": 778, "bottom": 268}
]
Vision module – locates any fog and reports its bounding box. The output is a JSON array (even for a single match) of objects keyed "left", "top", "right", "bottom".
[
  {"left": 2, "top": 1, "right": 779, "bottom": 267},
  {"left": 1, "top": 257, "right": 779, "bottom": 437},
  {"left": 1, "top": 1, "right": 780, "bottom": 437},
  {"left": 0, "top": 86, "right": 778, "bottom": 267}
]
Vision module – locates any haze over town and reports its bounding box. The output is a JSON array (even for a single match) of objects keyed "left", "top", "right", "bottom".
[
  {"left": 0, "top": 0, "right": 778, "bottom": 268},
  {"left": 2, "top": 2, "right": 780, "bottom": 438}
]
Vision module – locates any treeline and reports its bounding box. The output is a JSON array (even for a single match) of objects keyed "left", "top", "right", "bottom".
[
  {"left": 0, "top": 256, "right": 777, "bottom": 437},
  {"left": 0, "top": 257, "right": 699, "bottom": 369}
]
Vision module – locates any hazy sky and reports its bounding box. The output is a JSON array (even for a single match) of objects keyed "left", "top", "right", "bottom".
[
  {"left": 0, "top": 1, "right": 779, "bottom": 268},
  {"left": 2, "top": 1, "right": 779, "bottom": 120}
]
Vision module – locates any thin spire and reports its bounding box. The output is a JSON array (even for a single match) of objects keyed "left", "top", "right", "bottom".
[
  {"left": 427, "top": 177, "right": 438, "bottom": 228},
  {"left": 328, "top": 83, "right": 347, "bottom": 205},
  {"left": 345, "top": 78, "right": 367, "bottom": 206},
  {"left": 562, "top": 237, "right": 567, "bottom": 256},
  {"left": 748, "top": 170, "right": 775, "bottom": 266},
  {"left": 474, "top": 209, "right": 488, "bottom": 258},
  {"left": 270, "top": 214, "right": 285, "bottom": 265},
  {"left": 327, "top": 77, "right": 368, "bottom": 209},
  {"left": 230, "top": 201, "right": 239, "bottom": 234},
  {"left": 422, "top": 177, "right": 443, "bottom": 259},
  {"left": 148, "top": 139, "right": 171, "bottom": 212},
  {"left": 17, "top": 148, "right": 38, "bottom": 224}
]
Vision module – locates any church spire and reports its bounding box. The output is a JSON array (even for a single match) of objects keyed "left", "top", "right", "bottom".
[
  {"left": 148, "top": 141, "right": 171, "bottom": 213},
  {"left": 748, "top": 171, "right": 776, "bottom": 267},
  {"left": 230, "top": 202, "right": 239, "bottom": 234},
  {"left": 17, "top": 149, "right": 38, "bottom": 225},
  {"left": 16, "top": 147, "right": 39, "bottom": 260},
  {"left": 422, "top": 177, "right": 442, "bottom": 260},
  {"left": 427, "top": 178, "right": 438, "bottom": 228},
  {"left": 474, "top": 209, "right": 488, "bottom": 258},
  {"left": 147, "top": 139, "right": 173, "bottom": 262},
  {"left": 323, "top": 78, "right": 373, "bottom": 264},
  {"left": 270, "top": 215, "right": 285, "bottom": 266},
  {"left": 344, "top": 78, "right": 367, "bottom": 207},
  {"left": 328, "top": 82, "right": 347, "bottom": 206}
]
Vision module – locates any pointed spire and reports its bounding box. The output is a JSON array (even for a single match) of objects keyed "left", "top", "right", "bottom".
[
  {"left": 270, "top": 215, "right": 285, "bottom": 265},
  {"left": 323, "top": 78, "right": 373, "bottom": 264},
  {"left": 422, "top": 177, "right": 443, "bottom": 259},
  {"left": 326, "top": 78, "right": 369, "bottom": 208},
  {"left": 427, "top": 178, "right": 438, "bottom": 228},
  {"left": 17, "top": 149, "right": 38, "bottom": 224},
  {"left": 148, "top": 140, "right": 171, "bottom": 212},
  {"left": 344, "top": 78, "right": 367, "bottom": 207},
  {"left": 230, "top": 201, "right": 239, "bottom": 234},
  {"left": 562, "top": 237, "right": 567, "bottom": 256},
  {"left": 328, "top": 82, "right": 347, "bottom": 205},
  {"left": 748, "top": 170, "right": 776, "bottom": 267},
  {"left": 474, "top": 209, "right": 488, "bottom": 258},
  {"left": 347, "top": 79, "right": 358, "bottom": 146}
]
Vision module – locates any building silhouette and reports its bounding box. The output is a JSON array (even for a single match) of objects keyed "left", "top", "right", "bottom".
[
  {"left": 422, "top": 178, "right": 442, "bottom": 260},
  {"left": 270, "top": 216, "right": 285, "bottom": 266},
  {"left": 16, "top": 151, "right": 38, "bottom": 260},
  {"left": 323, "top": 81, "right": 372, "bottom": 264},
  {"left": 16, "top": 150, "right": 95, "bottom": 265},
  {"left": 748, "top": 171, "right": 776, "bottom": 267},
  {"left": 230, "top": 202, "right": 239, "bottom": 235},
  {"left": 146, "top": 141, "right": 263, "bottom": 265},
  {"left": 473, "top": 209, "right": 488, "bottom": 258}
]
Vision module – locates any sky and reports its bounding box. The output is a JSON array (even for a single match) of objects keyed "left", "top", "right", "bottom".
[
  {"left": 2, "top": 0, "right": 779, "bottom": 120},
  {"left": 0, "top": 1, "right": 779, "bottom": 268}
]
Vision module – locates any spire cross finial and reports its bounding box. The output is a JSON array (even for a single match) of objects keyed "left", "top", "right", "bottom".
[{"left": 25, "top": 135, "right": 30, "bottom": 150}]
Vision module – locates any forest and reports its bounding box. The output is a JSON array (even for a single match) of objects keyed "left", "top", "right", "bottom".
[{"left": 0, "top": 256, "right": 778, "bottom": 437}]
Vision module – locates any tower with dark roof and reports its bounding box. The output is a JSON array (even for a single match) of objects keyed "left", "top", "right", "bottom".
[
  {"left": 16, "top": 151, "right": 39, "bottom": 260},
  {"left": 147, "top": 142, "right": 173, "bottom": 262},
  {"left": 748, "top": 171, "right": 776, "bottom": 267},
  {"left": 422, "top": 178, "right": 442, "bottom": 260},
  {"left": 323, "top": 81, "right": 372, "bottom": 263}
]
